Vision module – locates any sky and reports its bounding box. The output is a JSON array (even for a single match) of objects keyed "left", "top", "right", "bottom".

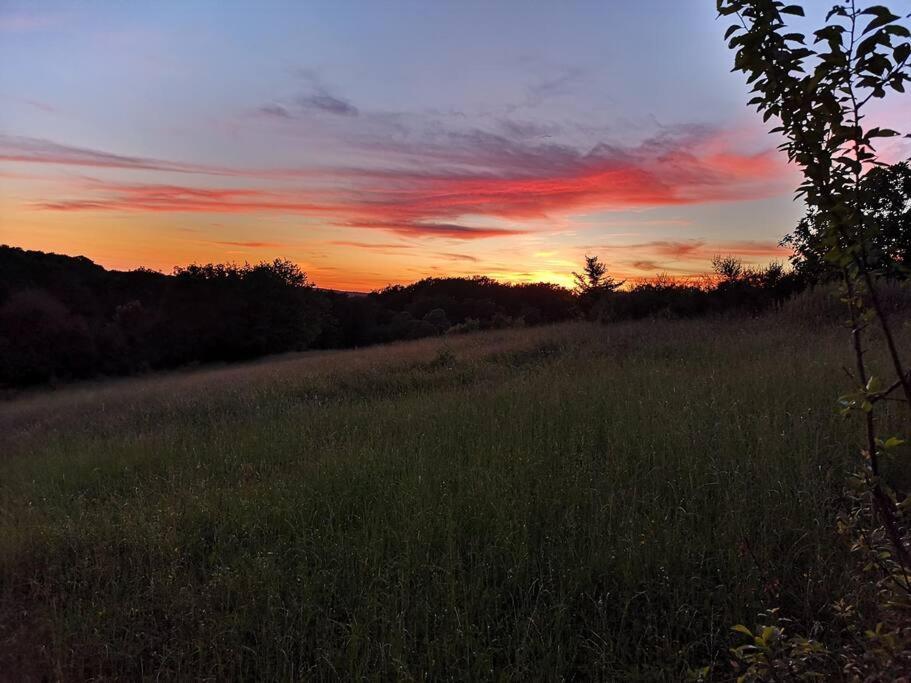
[{"left": 1, "top": 1, "right": 909, "bottom": 291}]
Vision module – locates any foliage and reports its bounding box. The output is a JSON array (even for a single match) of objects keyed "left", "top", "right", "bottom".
[
  {"left": 719, "top": 0, "right": 911, "bottom": 678},
  {"left": 0, "top": 290, "right": 96, "bottom": 384},
  {"left": 784, "top": 161, "right": 911, "bottom": 281},
  {"left": 0, "top": 248, "right": 328, "bottom": 385},
  {"left": 731, "top": 473, "right": 911, "bottom": 681},
  {"left": 719, "top": 0, "right": 909, "bottom": 214},
  {"left": 573, "top": 254, "right": 624, "bottom": 293},
  {"left": 162, "top": 260, "right": 324, "bottom": 363},
  {"left": 573, "top": 255, "right": 625, "bottom": 317},
  {"left": 368, "top": 276, "right": 577, "bottom": 334},
  {"left": 585, "top": 256, "right": 806, "bottom": 322}
]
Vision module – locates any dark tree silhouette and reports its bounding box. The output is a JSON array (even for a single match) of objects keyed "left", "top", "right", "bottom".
[
  {"left": 572, "top": 255, "right": 624, "bottom": 293},
  {"left": 573, "top": 255, "right": 625, "bottom": 318},
  {"left": 783, "top": 161, "right": 911, "bottom": 280},
  {"left": 0, "top": 244, "right": 809, "bottom": 388}
]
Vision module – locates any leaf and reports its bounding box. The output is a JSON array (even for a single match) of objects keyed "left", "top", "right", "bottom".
[
  {"left": 781, "top": 5, "right": 805, "bottom": 16},
  {"left": 857, "top": 32, "right": 889, "bottom": 61},
  {"left": 867, "top": 127, "right": 899, "bottom": 138},
  {"left": 861, "top": 5, "right": 896, "bottom": 18},
  {"left": 863, "top": 10, "right": 901, "bottom": 34},
  {"left": 883, "top": 437, "right": 905, "bottom": 450},
  {"left": 896, "top": 43, "right": 911, "bottom": 64},
  {"left": 732, "top": 624, "right": 753, "bottom": 637}
]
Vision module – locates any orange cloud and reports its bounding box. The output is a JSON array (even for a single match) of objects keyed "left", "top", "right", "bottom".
[
  {"left": 211, "top": 240, "right": 288, "bottom": 248},
  {"left": 435, "top": 252, "right": 479, "bottom": 262},
  {"left": 328, "top": 240, "right": 413, "bottom": 249},
  {"left": 609, "top": 239, "right": 790, "bottom": 260},
  {"left": 597, "top": 239, "right": 792, "bottom": 279}
]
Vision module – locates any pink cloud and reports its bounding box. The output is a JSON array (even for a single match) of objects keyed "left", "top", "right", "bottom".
[{"left": 17, "top": 126, "right": 796, "bottom": 240}]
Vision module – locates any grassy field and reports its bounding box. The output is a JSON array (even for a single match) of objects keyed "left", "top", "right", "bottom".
[{"left": 1, "top": 290, "right": 908, "bottom": 680}]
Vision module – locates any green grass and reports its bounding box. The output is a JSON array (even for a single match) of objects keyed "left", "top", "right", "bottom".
[{"left": 1, "top": 294, "right": 908, "bottom": 679}]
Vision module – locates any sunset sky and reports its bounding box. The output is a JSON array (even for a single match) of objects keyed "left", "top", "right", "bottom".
[{"left": 1, "top": 1, "right": 909, "bottom": 291}]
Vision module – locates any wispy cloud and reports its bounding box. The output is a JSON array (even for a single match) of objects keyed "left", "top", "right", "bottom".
[
  {"left": 21, "top": 99, "right": 58, "bottom": 114},
  {"left": 13, "top": 122, "right": 793, "bottom": 243},
  {"left": 0, "top": 135, "right": 236, "bottom": 175},
  {"left": 210, "top": 240, "right": 288, "bottom": 248},
  {"left": 329, "top": 241, "right": 414, "bottom": 250},
  {"left": 603, "top": 239, "right": 791, "bottom": 274},
  {"left": 495, "top": 118, "right": 559, "bottom": 140},
  {"left": 33, "top": 182, "right": 337, "bottom": 214},
  {"left": 257, "top": 67, "right": 360, "bottom": 119},
  {"left": 520, "top": 65, "right": 586, "bottom": 108},
  {"left": 297, "top": 92, "right": 358, "bottom": 117},
  {"left": 30, "top": 179, "right": 530, "bottom": 239},
  {"left": 258, "top": 104, "right": 293, "bottom": 119},
  {"left": 435, "top": 252, "right": 479, "bottom": 262},
  {"left": 631, "top": 259, "right": 663, "bottom": 271},
  {"left": 339, "top": 221, "right": 530, "bottom": 240},
  {"left": 532, "top": 67, "right": 582, "bottom": 97}
]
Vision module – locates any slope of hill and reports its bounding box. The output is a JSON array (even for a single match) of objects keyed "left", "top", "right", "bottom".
[{"left": 3, "top": 292, "right": 908, "bottom": 678}]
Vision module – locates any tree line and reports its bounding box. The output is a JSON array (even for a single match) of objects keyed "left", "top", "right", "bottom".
[
  {"left": 0, "top": 248, "right": 580, "bottom": 386},
  {"left": 1, "top": 161, "right": 907, "bottom": 387}
]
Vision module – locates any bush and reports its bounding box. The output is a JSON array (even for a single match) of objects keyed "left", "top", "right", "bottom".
[{"left": 0, "top": 290, "right": 96, "bottom": 384}]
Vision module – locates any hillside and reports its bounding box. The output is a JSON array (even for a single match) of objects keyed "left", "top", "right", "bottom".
[{"left": 3, "top": 291, "right": 908, "bottom": 678}]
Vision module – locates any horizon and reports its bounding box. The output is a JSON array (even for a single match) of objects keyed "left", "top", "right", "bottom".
[
  {"left": 0, "top": 241, "right": 745, "bottom": 294},
  {"left": 2, "top": 1, "right": 909, "bottom": 291}
]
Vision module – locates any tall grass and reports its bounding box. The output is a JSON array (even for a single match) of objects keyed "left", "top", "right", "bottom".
[{"left": 1, "top": 295, "right": 907, "bottom": 679}]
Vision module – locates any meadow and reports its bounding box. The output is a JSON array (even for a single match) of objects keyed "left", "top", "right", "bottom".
[{"left": 1, "top": 288, "right": 908, "bottom": 680}]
